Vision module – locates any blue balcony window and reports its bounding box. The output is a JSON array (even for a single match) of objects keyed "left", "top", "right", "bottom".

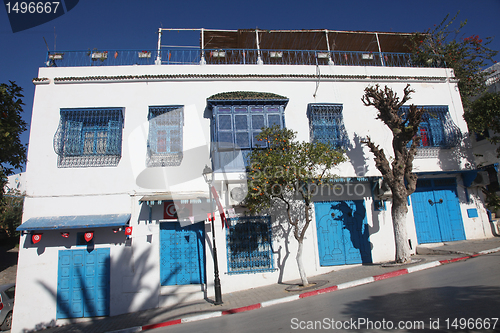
[
  {"left": 226, "top": 216, "right": 274, "bottom": 274},
  {"left": 209, "top": 98, "right": 287, "bottom": 172},
  {"left": 147, "top": 106, "right": 184, "bottom": 167},
  {"left": 54, "top": 108, "right": 124, "bottom": 168},
  {"left": 400, "top": 105, "right": 461, "bottom": 149},
  {"left": 307, "top": 104, "right": 349, "bottom": 149}
]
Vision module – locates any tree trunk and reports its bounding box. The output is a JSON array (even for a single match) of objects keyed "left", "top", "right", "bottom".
[
  {"left": 296, "top": 240, "right": 309, "bottom": 286},
  {"left": 391, "top": 194, "right": 411, "bottom": 263}
]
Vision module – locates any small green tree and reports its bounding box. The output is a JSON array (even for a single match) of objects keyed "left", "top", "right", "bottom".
[
  {"left": 0, "top": 81, "right": 28, "bottom": 200},
  {"left": 0, "top": 188, "right": 24, "bottom": 237},
  {"left": 245, "top": 126, "right": 346, "bottom": 286},
  {"left": 463, "top": 92, "right": 500, "bottom": 156},
  {"left": 409, "top": 12, "right": 498, "bottom": 110},
  {"left": 362, "top": 85, "right": 424, "bottom": 264}
]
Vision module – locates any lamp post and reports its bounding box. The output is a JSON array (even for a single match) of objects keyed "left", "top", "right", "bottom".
[{"left": 202, "top": 165, "right": 223, "bottom": 305}]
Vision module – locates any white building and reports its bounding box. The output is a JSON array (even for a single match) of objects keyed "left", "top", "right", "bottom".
[
  {"left": 12, "top": 29, "right": 495, "bottom": 332},
  {"left": 4, "top": 173, "right": 25, "bottom": 194}
]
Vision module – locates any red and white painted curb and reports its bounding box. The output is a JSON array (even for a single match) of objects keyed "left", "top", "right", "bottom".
[{"left": 112, "top": 248, "right": 500, "bottom": 333}]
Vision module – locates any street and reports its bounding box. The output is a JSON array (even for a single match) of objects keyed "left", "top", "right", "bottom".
[{"left": 152, "top": 253, "right": 500, "bottom": 332}]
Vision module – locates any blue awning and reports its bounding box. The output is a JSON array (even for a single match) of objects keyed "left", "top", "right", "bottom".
[{"left": 17, "top": 214, "right": 131, "bottom": 231}]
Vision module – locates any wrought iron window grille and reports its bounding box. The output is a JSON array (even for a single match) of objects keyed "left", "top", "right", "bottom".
[
  {"left": 225, "top": 216, "right": 274, "bottom": 274},
  {"left": 147, "top": 106, "right": 184, "bottom": 167},
  {"left": 307, "top": 104, "right": 349, "bottom": 149},
  {"left": 400, "top": 105, "right": 462, "bottom": 153},
  {"left": 54, "top": 108, "right": 124, "bottom": 168}
]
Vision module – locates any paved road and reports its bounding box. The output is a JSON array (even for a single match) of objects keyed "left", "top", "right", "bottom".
[
  {"left": 154, "top": 253, "right": 500, "bottom": 332},
  {"left": 0, "top": 238, "right": 18, "bottom": 285}
]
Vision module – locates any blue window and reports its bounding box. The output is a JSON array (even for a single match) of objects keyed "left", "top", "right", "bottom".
[
  {"left": 307, "top": 104, "right": 348, "bottom": 149},
  {"left": 147, "top": 106, "right": 184, "bottom": 167},
  {"left": 226, "top": 216, "right": 274, "bottom": 274},
  {"left": 54, "top": 108, "right": 124, "bottom": 167},
  {"left": 209, "top": 101, "right": 286, "bottom": 171},
  {"left": 400, "top": 105, "right": 461, "bottom": 148}
]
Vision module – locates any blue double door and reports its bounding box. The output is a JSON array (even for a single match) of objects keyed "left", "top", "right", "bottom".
[
  {"left": 315, "top": 200, "right": 372, "bottom": 266},
  {"left": 411, "top": 178, "right": 465, "bottom": 243},
  {"left": 159, "top": 222, "right": 206, "bottom": 286},
  {"left": 57, "top": 248, "right": 110, "bottom": 319}
]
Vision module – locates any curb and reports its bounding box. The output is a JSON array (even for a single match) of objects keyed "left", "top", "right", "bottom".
[{"left": 113, "top": 249, "right": 499, "bottom": 332}]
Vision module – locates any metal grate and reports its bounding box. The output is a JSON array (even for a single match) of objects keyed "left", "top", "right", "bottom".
[
  {"left": 400, "top": 106, "right": 462, "bottom": 149},
  {"left": 147, "top": 106, "right": 184, "bottom": 167},
  {"left": 226, "top": 216, "right": 274, "bottom": 274},
  {"left": 54, "top": 108, "right": 124, "bottom": 168},
  {"left": 307, "top": 104, "right": 349, "bottom": 149}
]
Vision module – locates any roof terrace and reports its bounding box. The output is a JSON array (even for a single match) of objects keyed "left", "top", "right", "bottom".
[{"left": 44, "top": 28, "right": 441, "bottom": 68}]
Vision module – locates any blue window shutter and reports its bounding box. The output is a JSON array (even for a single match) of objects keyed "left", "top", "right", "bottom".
[
  {"left": 251, "top": 114, "right": 265, "bottom": 148},
  {"left": 252, "top": 114, "right": 265, "bottom": 130},
  {"left": 217, "top": 114, "right": 234, "bottom": 148},
  {"left": 218, "top": 114, "right": 232, "bottom": 130},
  {"left": 234, "top": 115, "right": 248, "bottom": 130},
  {"left": 267, "top": 114, "right": 281, "bottom": 128},
  {"left": 235, "top": 131, "right": 250, "bottom": 148}
]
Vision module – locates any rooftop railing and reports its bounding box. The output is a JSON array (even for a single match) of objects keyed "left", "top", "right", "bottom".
[{"left": 45, "top": 49, "right": 444, "bottom": 68}]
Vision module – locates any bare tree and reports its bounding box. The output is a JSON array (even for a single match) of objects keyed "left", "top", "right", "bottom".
[{"left": 362, "top": 84, "right": 424, "bottom": 263}]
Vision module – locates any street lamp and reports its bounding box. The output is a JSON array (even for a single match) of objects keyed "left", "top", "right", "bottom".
[{"left": 202, "top": 165, "right": 223, "bottom": 305}]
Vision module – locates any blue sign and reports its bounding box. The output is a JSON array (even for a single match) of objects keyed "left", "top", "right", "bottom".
[{"left": 3, "top": 0, "right": 79, "bottom": 33}]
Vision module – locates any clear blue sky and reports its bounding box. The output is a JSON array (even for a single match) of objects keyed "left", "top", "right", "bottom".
[{"left": 1, "top": 0, "right": 499, "bottom": 172}]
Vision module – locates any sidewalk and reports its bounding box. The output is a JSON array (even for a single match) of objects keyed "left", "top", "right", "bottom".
[{"left": 38, "top": 237, "right": 500, "bottom": 333}]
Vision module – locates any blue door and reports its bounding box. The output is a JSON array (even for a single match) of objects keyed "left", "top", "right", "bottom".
[
  {"left": 57, "top": 248, "right": 110, "bottom": 319},
  {"left": 411, "top": 178, "right": 466, "bottom": 243},
  {"left": 315, "top": 200, "right": 372, "bottom": 266},
  {"left": 160, "top": 222, "right": 206, "bottom": 286}
]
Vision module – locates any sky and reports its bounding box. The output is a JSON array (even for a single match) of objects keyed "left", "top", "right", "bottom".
[{"left": 1, "top": 0, "right": 499, "bottom": 173}]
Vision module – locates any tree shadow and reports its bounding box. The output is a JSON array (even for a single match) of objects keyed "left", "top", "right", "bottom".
[
  {"left": 437, "top": 132, "right": 475, "bottom": 172},
  {"left": 347, "top": 133, "right": 370, "bottom": 177},
  {"left": 341, "top": 285, "right": 500, "bottom": 331},
  {"left": 269, "top": 197, "right": 305, "bottom": 284},
  {"left": 326, "top": 201, "right": 372, "bottom": 264}
]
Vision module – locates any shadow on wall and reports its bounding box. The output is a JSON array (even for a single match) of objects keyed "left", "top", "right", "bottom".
[
  {"left": 270, "top": 198, "right": 306, "bottom": 284},
  {"left": 347, "top": 133, "right": 370, "bottom": 177},
  {"left": 27, "top": 229, "right": 208, "bottom": 332},
  {"left": 437, "top": 132, "right": 474, "bottom": 172},
  {"left": 328, "top": 201, "right": 373, "bottom": 264}
]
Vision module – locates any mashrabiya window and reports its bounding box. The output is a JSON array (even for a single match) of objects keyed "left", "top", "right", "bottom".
[{"left": 211, "top": 101, "right": 286, "bottom": 171}]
